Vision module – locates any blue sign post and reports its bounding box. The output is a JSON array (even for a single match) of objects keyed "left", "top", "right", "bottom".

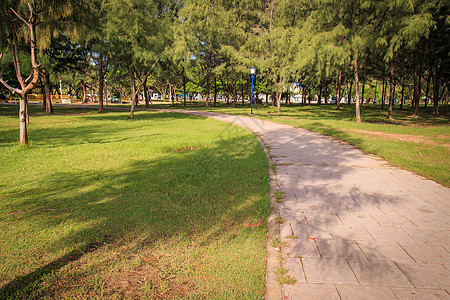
[{"left": 250, "top": 67, "right": 256, "bottom": 115}]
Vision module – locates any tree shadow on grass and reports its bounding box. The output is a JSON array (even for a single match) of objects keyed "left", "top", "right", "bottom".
[
  {"left": 0, "top": 243, "right": 102, "bottom": 300},
  {"left": 0, "top": 111, "right": 206, "bottom": 147},
  {"left": 1, "top": 126, "right": 269, "bottom": 298}
]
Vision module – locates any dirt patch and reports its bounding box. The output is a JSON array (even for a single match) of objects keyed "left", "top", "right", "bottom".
[
  {"left": 175, "top": 146, "right": 199, "bottom": 152},
  {"left": 344, "top": 129, "right": 449, "bottom": 147}
]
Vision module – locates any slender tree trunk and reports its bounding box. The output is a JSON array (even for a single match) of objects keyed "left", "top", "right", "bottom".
[
  {"left": 361, "top": 78, "right": 365, "bottom": 108},
  {"left": 424, "top": 74, "right": 430, "bottom": 109},
  {"left": 302, "top": 87, "right": 307, "bottom": 106},
  {"left": 241, "top": 75, "right": 245, "bottom": 106},
  {"left": 443, "top": 87, "right": 449, "bottom": 114},
  {"left": 169, "top": 83, "right": 174, "bottom": 106},
  {"left": 347, "top": 80, "right": 352, "bottom": 105},
  {"left": 41, "top": 81, "right": 46, "bottom": 110},
  {"left": 42, "top": 69, "right": 53, "bottom": 113},
  {"left": 206, "top": 70, "right": 210, "bottom": 107},
  {"left": 374, "top": 81, "right": 377, "bottom": 103},
  {"left": 400, "top": 79, "right": 405, "bottom": 109},
  {"left": 232, "top": 80, "right": 237, "bottom": 108},
  {"left": 277, "top": 77, "right": 284, "bottom": 113},
  {"left": 173, "top": 85, "right": 177, "bottom": 104},
  {"left": 381, "top": 75, "right": 386, "bottom": 109},
  {"left": 318, "top": 82, "right": 322, "bottom": 105},
  {"left": 144, "top": 77, "right": 149, "bottom": 109},
  {"left": 276, "top": 91, "right": 282, "bottom": 113},
  {"left": 130, "top": 66, "right": 137, "bottom": 119},
  {"left": 336, "top": 70, "right": 342, "bottom": 109},
  {"left": 354, "top": 53, "right": 362, "bottom": 123},
  {"left": 413, "top": 61, "right": 423, "bottom": 116},
  {"left": 432, "top": 72, "right": 440, "bottom": 115},
  {"left": 213, "top": 78, "right": 217, "bottom": 107},
  {"left": 388, "top": 58, "right": 394, "bottom": 120},
  {"left": 266, "top": 93, "right": 268, "bottom": 106},
  {"left": 19, "top": 94, "right": 28, "bottom": 144},
  {"left": 183, "top": 74, "right": 187, "bottom": 107},
  {"left": 98, "top": 54, "right": 104, "bottom": 113},
  {"left": 82, "top": 82, "right": 87, "bottom": 103}
]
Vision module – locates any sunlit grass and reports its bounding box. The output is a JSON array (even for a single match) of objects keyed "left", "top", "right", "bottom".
[{"left": 0, "top": 106, "right": 269, "bottom": 299}]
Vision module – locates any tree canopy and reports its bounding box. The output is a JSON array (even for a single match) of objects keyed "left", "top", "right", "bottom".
[{"left": 1, "top": 0, "right": 448, "bottom": 143}]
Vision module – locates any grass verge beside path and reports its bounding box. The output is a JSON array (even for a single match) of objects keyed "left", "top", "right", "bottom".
[
  {"left": 0, "top": 105, "right": 269, "bottom": 299},
  {"left": 155, "top": 102, "right": 450, "bottom": 187}
]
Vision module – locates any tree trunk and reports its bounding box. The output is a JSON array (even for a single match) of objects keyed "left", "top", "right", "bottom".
[
  {"left": 144, "top": 76, "right": 149, "bottom": 109},
  {"left": 381, "top": 75, "right": 386, "bottom": 109},
  {"left": 266, "top": 93, "right": 269, "bottom": 106},
  {"left": 42, "top": 69, "right": 53, "bottom": 113},
  {"left": 388, "top": 58, "right": 394, "bottom": 120},
  {"left": 361, "top": 78, "right": 365, "bottom": 108},
  {"left": 41, "top": 81, "right": 46, "bottom": 110},
  {"left": 213, "top": 77, "right": 217, "bottom": 107},
  {"left": 183, "top": 74, "right": 187, "bottom": 107},
  {"left": 241, "top": 75, "right": 245, "bottom": 106},
  {"left": 130, "top": 66, "right": 137, "bottom": 119},
  {"left": 82, "top": 81, "right": 87, "bottom": 103},
  {"left": 98, "top": 54, "right": 104, "bottom": 113},
  {"left": 232, "top": 80, "right": 237, "bottom": 108},
  {"left": 432, "top": 72, "right": 440, "bottom": 115},
  {"left": 276, "top": 91, "right": 282, "bottom": 113},
  {"left": 302, "top": 87, "right": 307, "bottom": 106},
  {"left": 336, "top": 70, "right": 342, "bottom": 109},
  {"left": 413, "top": 61, "right": 423, "bottom": 117},
  {"left": 206, "top": 70, "right": 210, "bottom": 107},
  {"left": 354, "top": 54, "right": 361, "bottom": 123},
  {"left": 400, "top": 78, "right": 405, "bottom": 109},
  {"left": 443, "top": 87, "right": 449, "bottom": 114},
  {"left": 374, "top": 80, "right": 377, "bottom": 103},
  {"left": 424, "top": 73, "right": 430, "bottom": 109},
  {"left": 277, "top": 77, "right": 284, "bottom": 113},
  {"left": 169, "top": 83, "right": 174, "bottom": 106},
  {"left": 173, "top": 85, "right": 178, "bottom": 104},
  {"left": 19, "top": 94, "right": 28, "bottom": 144},
  {"left": 318, "top": 82, "right": 322, "bottom": 105},
  {"left": 347, "top": 80, "right": 352, "bottom": 105}
]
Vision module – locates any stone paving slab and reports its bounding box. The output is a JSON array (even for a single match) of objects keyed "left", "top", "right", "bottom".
[
  {"left": 316, "top": 240, "right": 367, "bottom": 259},
  {"left": 336, "top": 285, "right": 398, "bottom": 300},
  {"left": 390, "top": 287, "right": 450, "bottom": 299},
  {"left": 357, "top": 241, "right": 415, "bottom": 262},
  {"left": 284, "top": 284, "right": 340, "bottom": 300},
  {"left": 347, "top": 260, "right": 413, "bottom": 286},
  {"left": 302, "top": 258, "right": 359, "bottom": 284},
  {"left": 167, "top": 110, "right": 450, "bottom": 299},
  {"left": 398, "top": 241, "right": 450, "bottom": 264},
  {"left": 395, "top": 262, "right": 450, "bottom": 289}
]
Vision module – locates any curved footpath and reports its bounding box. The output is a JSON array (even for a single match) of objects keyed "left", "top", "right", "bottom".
[{"left": 165, "top": 109, "right": 450, "bottom": 299}]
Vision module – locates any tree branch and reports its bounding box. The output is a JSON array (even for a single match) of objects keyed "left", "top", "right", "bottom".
[
  {"left": 9, "top": 7, "right": 30, "bottom": 26},
  {"left": 0, "top": 77, "right": 22, "bottom": 94}
]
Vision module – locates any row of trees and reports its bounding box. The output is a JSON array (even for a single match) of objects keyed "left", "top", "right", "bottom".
[{"left": 1, "top": 0, "right": 449, "bottom": 144}]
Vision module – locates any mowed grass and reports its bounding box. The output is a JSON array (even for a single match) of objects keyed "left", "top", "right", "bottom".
[
  {"left": 155, "top": 102, "right": 450, "bottom": 187},
  {"left": 0, "top": 105, "right": 269, "bottom": 299}
]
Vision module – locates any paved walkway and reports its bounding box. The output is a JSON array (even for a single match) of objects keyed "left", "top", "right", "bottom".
[{"left": 169, "top": 110, "right": 450, "bottom": 299}]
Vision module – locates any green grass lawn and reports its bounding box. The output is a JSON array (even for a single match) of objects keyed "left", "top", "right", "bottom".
[
  {"left": 0, "top": 105, "right": 269, "bottom": 299},
  {"left": 154, "top": 101, "right": 450, "bottom": 187}
]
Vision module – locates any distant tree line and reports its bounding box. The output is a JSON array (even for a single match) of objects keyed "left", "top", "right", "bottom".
[{"left": 1, "top": 0, "right": 448, "bottom": 144}]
